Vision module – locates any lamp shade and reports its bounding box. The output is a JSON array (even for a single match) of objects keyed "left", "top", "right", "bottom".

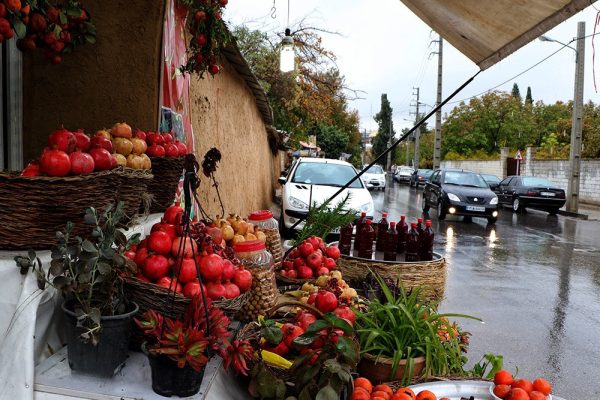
[{"left": 279, "top": 34, "right": 295, "bottom": 73}]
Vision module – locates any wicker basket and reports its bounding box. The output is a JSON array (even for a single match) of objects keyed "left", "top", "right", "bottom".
[
  {"left": 336, "top": 248, "right": 447, "bottom": 302},
  {"left": 0, "top": 168, "right": 150, "bottom": 250},
  {"left": 117, "top": 168, "right": 153, "bottom": 220},
  {"left": 147, "top": 156, "right": 185, "bottom": 213}
]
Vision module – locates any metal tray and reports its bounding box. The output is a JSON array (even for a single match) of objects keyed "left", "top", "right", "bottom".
[{"left": 407, "top": 381, "right": 565, "bottom": 400}]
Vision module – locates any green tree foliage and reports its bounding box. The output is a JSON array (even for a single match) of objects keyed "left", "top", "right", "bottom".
[
  {"left": 525, "top": 87, "right": 533, "bottom": 105},
  {"left": 511, "top": 83, "right": 521, "bottom": 99},
  {"left": 310, "top": 124, "right": 350, "bottom": 159},
  {"left": 372, "top": 94, "right": 395, "bottom": 169}
]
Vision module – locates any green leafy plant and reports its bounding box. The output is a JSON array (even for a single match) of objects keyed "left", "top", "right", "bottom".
[
  {"left": 467, "top": 353, "right": 505, "bottom": 379},
  {"left": 15, "top": 202, "right": 139, "bottom": 345},
  {"left": 355, "top": 273, "right": 479, "bottom": 385}
]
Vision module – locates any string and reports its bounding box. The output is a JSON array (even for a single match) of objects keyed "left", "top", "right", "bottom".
[{"left": 287, "top": 0, "right": 290, "bottom": 28}]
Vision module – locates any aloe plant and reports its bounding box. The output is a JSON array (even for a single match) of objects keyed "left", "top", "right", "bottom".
[{"left": 355, "top": 274, "right": 480, "bottom": 384}]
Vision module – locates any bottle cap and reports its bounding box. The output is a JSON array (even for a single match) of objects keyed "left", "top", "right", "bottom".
[
  {"left": 382, "top": 213, "right": 387, "bottom": 218},
  {"left": 426, "top": 220, "right": 432, "bottom": 227},
  {"left": 418, "top": 217, "right": 423, "bottom": 223},
  {"left": 248, "top": 210, "right": 273, "bottom": 221},
  {"left": 400, "top": 215, "right": 406, "bottom": 220},
  {"left": 361, "top": 212, "right": 366, "bottom": 217},
  {"left": 390, "top": 221, "right": 396, "bottom": 228},
  {"left": 366, "top": 219, "right": 372, "bottom": 225},
  {"left": 411, "top": 222, "right": 417, "bottom": 227}
]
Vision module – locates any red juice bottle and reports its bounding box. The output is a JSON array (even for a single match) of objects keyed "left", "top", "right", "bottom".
[
  {"left": 419, "top": 220, "right": 435, "bottom": 261},
  {"left": 404, "top": 222, "right": 420, "bottom": 262},
  {"left": 354, "top": 212, "right": 367, "bottom": 253},
  {"left": 396, "top": 215, "right": 408, "bottom": 254},
  {"left": 417, "top": 217, "right": 424, "bottom": 234},
  {"left": 358, "top": 219, "right": 375, "bottom": 259},
  {"left": 375, "top": 213, "right": 389, "bottom": 252},
  {"left": 383, "top": 222, "right": 398, "bottom": 261},
  {"left": 339, "top": 221, "right": 353, "bottom": 256}
]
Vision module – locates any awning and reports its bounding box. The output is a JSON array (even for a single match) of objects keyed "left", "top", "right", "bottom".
[{"left": 399, "top": 0, "right": 595, "bottom": 70}]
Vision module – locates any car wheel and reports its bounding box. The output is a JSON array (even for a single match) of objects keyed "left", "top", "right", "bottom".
[
  {"left": 464, "top": 216, "right": 472, "bottom": 223},
  {"left": 437, "top": 200, "right": 447, "bottom": 220},
  {"left": 548, "top": 208, "right": 559, "bottom": 216},
  {"left": 422, "top": 196, "right": 430, "bottom": 213},
  {"left": 487, "top": 216, "right": 497, "bottom": 224},
  {"left": 512, "top": 197, "right": 523, "bottom": 213},
  {"left": 278, "top": 209, "right": 293, "bottom": 239}
]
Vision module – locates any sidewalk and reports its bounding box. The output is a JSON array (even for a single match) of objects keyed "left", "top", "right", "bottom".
[{"left": 558, "top": 202, "right": 600, "bottom": 220}]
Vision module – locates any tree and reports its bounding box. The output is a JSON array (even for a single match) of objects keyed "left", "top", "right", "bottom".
[
  {"left": 372, "top": 94, "right": 395, "bottom": 169},
  {"left": 525, "top": 87, "right": 533, "bottom": 105},
  {"left": 311, "top": 124, "right": 349, "bottom": 159},
  {"left": 511, "top": 83, "right": 521, "bottom": 99}
]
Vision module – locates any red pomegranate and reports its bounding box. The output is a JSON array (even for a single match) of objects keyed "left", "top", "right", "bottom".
[
  {"left": 232, "top": 266, "right": 252, "bottom": 292},
  {"left": 333, "top": 306, "right": 356, "bottom": 326},
  {"left": 175, "top": 140, "right": 187, "bottom": 156},
  {"left": 40, "top": 149, "right": 71, "bottom": 176},
  {"left": 206, "top": 282, "right": 226, "bottom": 300},
  {"left": 221, "top": 259, "right": 235, "bottom": 281},
  {"left": 20, "top": 161, "right": 40, "bottom": 177},
  {"left": 171, "top": 236, "right": 197, "bottom": 258},
  {"left": 148, "top": 231, "right": 173, "bottom": 256},
  {"left": 315, "top": 290, "right": 338, "bottom": 313},
  {"left": 199, "top": 253, "right": 224, "bottom": 282},
  {"left": 48, "top": 127, "right": 76, "bottom": 153},
  {"left": 156, "top": 276, "right": 182, "bottom": 293},
  {"left": 143, "top": 255, "right": 170, "bottom": 281},
  {"left": 183, "top": 280, "right": 205, "bottom": 298},
  {"left": 223, "top": 281, "right": 240, "bottom": 299},
  {"left": 164, "top": 205, "right": 184, "bottom": 225},
  {"left": 165, "top": 143, "right": 179, "bottom": 157},
  {"left": 146, "top": 144, "right": 166, "bottom": 157},
  {"left": 173, "top": 257, "right": 198, "bottom": 283},
  {"left": 89, "top": 148, "right": 113, "bottom": 171},
  {"left": 89, "top": 136, "right": 113, "bottom": 152},
  {"left": 69, "top": 151, "right": 95, "bottom": 175},
  {"left": 73, "top": 129, "right": 91, "bottom": 151}
]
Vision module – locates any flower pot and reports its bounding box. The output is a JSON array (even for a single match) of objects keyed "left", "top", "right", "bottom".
[
  {"left": 357, "top": 353, "right": 426, "bottom": 384},
  {"left": 142, "top": 342, "right": 206, "bottom": 397},
  {"left": 62, "top": 301, "right": 138, "bottom": 377}
]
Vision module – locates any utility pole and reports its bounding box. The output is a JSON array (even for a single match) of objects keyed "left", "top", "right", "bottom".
[
  {"left": 433, "top": 35, "right": 443, "bottom": 170},
  {"left": 386, "top": 115, "right": 393, "bottom": 171},
  {"left": 410, "top": 88, "right": 421, "bottom": 169},
  {"left": 567, "top": 21, "right": 585, "bottom": 213}
]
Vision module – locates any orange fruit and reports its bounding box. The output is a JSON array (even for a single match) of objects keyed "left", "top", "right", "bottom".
[
  {"left": 533, "top": 378, "right": 552, "bottom": 395},
  {"left": 373, "top": 385, "right": 394, "bottom": 396},
  {"left": 354, "top": 377, "right": 373, "bottom": 394},
  {"left": 494, "top": 370, "right": 514, "bottom": 386},
  {"left": 371, "top": 391, "right": 391, "bottom": 400},
  {"left": 395, "top": 387, "right": 416, "bottom": 399},
  {"left": 350, "top": 389, "right": 371, "bottom": 400},
  {"left": 415, "top": 390, "right": 437, "bottom": 400},
  {"left": 511, "top": 379, "right": 533, "bottom": 393},
  {"left": 493, "top": 384, "right": 512, "bottom": 399},
  {"left": 506, "top": 388, "right": 529, "bottom": 400},
  {"left": 530, "top": 391, "right": 547, "bottom": 400},
  {"left": 391, "top": 394, "right": 414, "bottom": 400}
]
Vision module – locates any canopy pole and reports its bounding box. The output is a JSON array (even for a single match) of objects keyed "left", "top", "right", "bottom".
[{"left": 288, "top": 69, "right": 482, "bottom": 231}]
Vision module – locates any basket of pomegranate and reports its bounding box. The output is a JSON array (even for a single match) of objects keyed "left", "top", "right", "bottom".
[
  {"left": 0, "top": 124, "right": 152, "bottom": 250},
  {"left": 276, "top": 236, "right": 342, "bottom": 285}
]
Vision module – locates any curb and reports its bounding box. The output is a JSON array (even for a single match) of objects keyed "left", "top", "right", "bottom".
[{"left": 557, "top": 210, "right": 589, "bottom": 220}]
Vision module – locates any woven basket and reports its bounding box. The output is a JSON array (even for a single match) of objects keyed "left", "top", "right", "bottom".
[
  {"left": 0, "top": 168, "right": 149, "bottom": 250},
  {"left": 336, "top": 249, "right": 446, "bottom": 302},
  {"left": 117, "top": 168, "right": 153, "bottom": 221},
  {"left": 147, "top": 157, "right": 185, "bottom": 213}
]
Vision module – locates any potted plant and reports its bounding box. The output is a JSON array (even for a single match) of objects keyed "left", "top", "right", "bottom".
[
  {"left": 355, "top": 274, "right": 476, "bottom": 385},
  {"left": 135, "top": 294, "right": 250, "bottom": 397},
  {"left": 15, "top": 202, "right": 140, "bottom": 377}
]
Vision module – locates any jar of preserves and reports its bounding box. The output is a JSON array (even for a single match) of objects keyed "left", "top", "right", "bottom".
[
  {"left": 234, "top": 240, "right": 278, "bottom": 321},
  {"left": 248, "top": 210, "right": 283, "bottom": 265}
]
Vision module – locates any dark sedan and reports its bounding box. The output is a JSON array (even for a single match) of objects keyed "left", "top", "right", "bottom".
[
  {"left": 410, "top": 168, "right": 434, "bottom": 188},
  {"left": 422, "top": 169, "right": 499, "bottom": 224},
  {"left": 491, "top": 175, "right": 566, "bottom": 215}
]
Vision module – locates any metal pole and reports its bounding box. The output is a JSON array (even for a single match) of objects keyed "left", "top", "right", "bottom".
[
  {"left": 386, "top": 115, "right": 392, "bottom": 170},
  {"left": 433, "top": 36, "right": 443, "bottom": 170},
  {"left": 414, "top": 88, "right": 420, "bottom": 169},
  {"left": 566, "top": 21, "right": 585, "bottom": 213}
]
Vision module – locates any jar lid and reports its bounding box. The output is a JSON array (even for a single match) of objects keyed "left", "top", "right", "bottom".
[
  {"left": 248, "top": 210, "right": 273, "bottom": 221},
  {"left": 234, "top": 240, "right": 266, "bottom": 252}
]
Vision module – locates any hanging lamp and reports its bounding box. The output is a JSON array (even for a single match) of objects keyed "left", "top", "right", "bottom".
[{"left": 279, "top": 0, "right": 294, "bottom": 72}]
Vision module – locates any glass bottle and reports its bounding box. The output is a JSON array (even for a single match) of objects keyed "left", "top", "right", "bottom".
[
  {"left": 339, "top": 221, "right": 353, "bottom": 256},
  {"left": 358, "top": 219, "right": 375, "bottom": 259},
  {"left": 420, "top": 219, "right": 435, "bottom": 261},
  {"left": 396, "top": 215, "right": 408, "bottom": 254},
  {"left": 375, "top": 213, "right": 389, "bottom": 252},
  {"left": 404, "top": 223, "right": 420, "bottom": 262},
  {"left": 354, "top": 212, "right": 367, "bottom": 253},
  {"left": 383, "top": 222, "right": 398, "bottom": 261}
]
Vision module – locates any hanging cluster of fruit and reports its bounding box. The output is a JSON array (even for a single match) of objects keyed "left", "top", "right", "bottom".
[
  {"left": 0, "top": 0, "right": 95, "bottom": 64},
  {"left": 179, "top": 0, "right": 229, "bottom": 77},
  {"left": 21, "top": 124, "right": 188, "bottom": 177}
]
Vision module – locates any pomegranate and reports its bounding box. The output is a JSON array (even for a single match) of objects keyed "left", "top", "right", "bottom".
[
  {"left": 148, "top": 231, "right": 172, "bottom": 256},
  {"left": 171, "top": 236, "right": 198, "bottom": 258},
  {"left": 223, "top": 281, "right": 240, "bottom": 299},
  {"left": 297, "top": 265, "right": 313, "bottom": 279},
  {"left": 183, "top": 280, "right": 205, "bottom": 298},
  {"left": 135, "top": 273, "right": 151, "bottom": 283},
  {"left": 48, "top": 127, "right": 76, "bottom": 153},
  {"left": 113, "top": 137, "right": 133, "bottom": 156},
  {"left": 111, "top": 122, "right": 132, "bottom": 138},
  {"left": 143, "top": 255, "right": 170, "bottom": 280},
  {"left": 282, "top": 323, "right": 304, "bottom": 347},
  {"left": 324, "top": 257, "right": 337, "bottom": 271},
  {"left": 21, "top": 161, "right": 40, "bottom": 177},
  {"left": 134, "top": 247, "right": 149, "bottom": 267},
  {"left": 298, "top": 242, "right": 314, "bottom": 258},
  {"left": 306, "top": 252, "right": 323, "bottom": 270},
  {"left": 113, "top": 153, "right": 127, "bottom": 167},
  {"left": 90, "top": 136, "right": 113, "bottom": 152},
  {"left": 165, "top": 143, "right": 179, "bottom": 157},
  {"left": 73, "top": 130, "right": 91, "bottom": 151},
  {"left": 146, "top": 144, "right": 166, "bottom": 157},
  {"left": 233, "top": 266, "right": 252, "bottom": 292},
  {"left": 195, "top": 33, "right": 207, "bottom": 46},
  {"left": 134, "top": 129, "right": 146, "bottom": 141},
  {"left": 325, "top": 245, "right": 341, "bottom": 260},
  {"left": 333, "top": 306, "right": 356, "bottom": 326},
  {"left": 126, "top": 154, "right": 144, "bottom": 169},
  {"left": 315, "top": 290, "right": 338, "bottom": 313},
  {"left": 140, "top": 153, "right": 152, "bottom": 169},
  {"left": 282, "top": 260, "right": 294, "bottom": 271},
  {"left": 208, "top": 226, "right": 223, "bottom": 243},
  {"left": 156, "top": 276, "right": 182, "bottom": 293},
  {"left": 130, "top": 138, "right": 147, "bottom": 155},
  {"left": 209, "top": 64, "right": 220, "bottom": 75},
  {"left": 316, "top": 266, "right": 329, "bottom": 276},
  {"left": 287, "top": 269, "right": 298, "bottom": 279},
  {"left": 29, "top": 12, "right": 47, "bottom": 32},
  {"left": 40, "top": 149, "right": 71, "bottom": 176},
  {"left": 69, "top": 151, "right": 95, "bottom": 175},
  {"left": 162, "top": 132, "right": 174, "bottom": 143},
  {"left": 293, "top": 257, "right": 306, "bottom": 269},
  {"left": 221, "top": 224, "right": 234, "bottom": 241},
  {"left": 95, "top": 129, "right": 111, "bottom": 140},
  {"left": 221, "top": 259, "right": 235, "bottom": 281},
  {"left": 175, "top": 140, "right": 187, "bottom": 156},
  {"left": 164, "top": 205, "right": 184, "bottom": 224},
  {"left": 307, "top": 293, "right": 317, "bottom": 305},
  {"left": 199, "top": 253, "right": 224, "bottom": 282},
  {"left": 124, "top": 249, "right": 136, "bottom": 260},
  {"left": 151, "top": 222, "right": 177, "bottom": 240},
  {"left": 296, "top": 312, "right": 317, "bottom": 331},
  {"left": 89, "top": 148, "right": 114, "bottom": 171},
  {"left": 110, "top": 155, "right": 118, "bottom": 168},
  {"left": 146, "top": 132, "right": 164, "bottom": 146},
  {"left": 206, "top": 282, "right": 226, "bottom": 300},
  {"left": 173, "top": 257, "right": 198, "bottom": 283}
]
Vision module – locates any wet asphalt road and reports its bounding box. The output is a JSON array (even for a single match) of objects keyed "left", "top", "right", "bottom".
[{"left": 371, "top": 177, "right": 600, "bottom": 399}]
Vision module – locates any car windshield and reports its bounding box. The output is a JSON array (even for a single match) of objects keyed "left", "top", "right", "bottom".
[
  {"left": 367, "top": 165, "right": 384, "bottom": 174},
  {"left": 481, "top": 174, "right": 500, "bottom": 183},
  {"left": 292, "top": 162, "right": 363, "bottom": 188},
  {"left": 443, "top": 171, "right": 488, "bottom": 188},
  {"left": 522, "top": 177, "right": 555, "bottom": 187},
  {"left": 419, "top": 169, "right": 433, "bottom": 177},
  {"left": 399, "top": 168, "right": 412, "bottom": 174}
]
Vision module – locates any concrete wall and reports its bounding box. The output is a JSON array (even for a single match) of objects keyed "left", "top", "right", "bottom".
[
  {"left": 22, "top": 0, "right": 165, "bottom": 164},
  {"left": 189, "top": 56, "right": 279, "bottom": 218},
  {"left": 440, "top": 160, "right": 503, "bottom": 177}
]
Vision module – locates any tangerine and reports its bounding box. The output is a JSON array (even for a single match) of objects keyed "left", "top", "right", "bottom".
[
  {"left": 350, "top": 388, "right": 370, "bottom": 400},
  {"left": 395, "top": 387, "right": 416, "bottom": 399},
  {"left": 415, "top": 390, "right": 437, "bottom": 400},
  {"left": 493, "top": 384, "right": 512, "bottom": 399},
  {"left": 506, "top": 388, "right": 529, "bottom": 400},
  {"left": 354, "top": 377, "right": 373, "bottom": 394},
  {"left": 529, "top": 391, "right": 547, "bottom": 400},
  {"left": 391, "top": 394, "right": 414, "bottom": 400},
  {"left": 371, "top": 390, "right": 391, "bottom": 400},
  {"left": 533, "top": 378, "right": 552, "bottom": 395},
  {"left": 373, "top": 385, "right": 394, "bottom": 396},
  {"left": 494, "top": 370, "right": 514, "bottom": 386},
  {"left": 511, "top": 379, "right": 533, "bottom": 393}
]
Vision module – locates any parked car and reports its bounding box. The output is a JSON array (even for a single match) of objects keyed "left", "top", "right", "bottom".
[
  {"left": 278, "top": 157, "right": 374, "bottom": 234},
  {"left": 394, "top": 166, "right": 414, "bottom": 183},
  {"left": 492, "top": 175, "right": 566, "bottom": 215},
  {"left": 410, "top": 168, "right": 434, "bottom": 188},
  {"left": 422, "top": 169, "right": 499, "bottom": 224},
  {"left": 361, "top": 164, "right": 386, "bottom": 191},
  {"left": 480, "top": 173, "right": 501, "bottom": 187}
]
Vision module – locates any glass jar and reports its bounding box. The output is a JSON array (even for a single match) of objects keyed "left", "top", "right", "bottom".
[
  {"left": 248, "top": 210, "right": 282, "bottom": 265},
  {"left": 234, "top": 240, "right": 278, "bottom": 321}
]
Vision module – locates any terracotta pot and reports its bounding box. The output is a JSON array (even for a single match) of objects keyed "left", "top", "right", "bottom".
[{"left": 357, "top": 353, "right": 426, "bottom": 384}]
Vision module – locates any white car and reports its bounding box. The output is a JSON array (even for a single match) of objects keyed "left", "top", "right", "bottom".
[
  {"left": 361, "top": 165, "right": 386, "bottom": 191},
  {"left": 394, "top": 166, "right": 414, "bottom": 184},
  {"left": 278, "top": 158, "right": 374, "bottom": 233}
]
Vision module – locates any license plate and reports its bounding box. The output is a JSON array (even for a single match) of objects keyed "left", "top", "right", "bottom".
[
  {"left": 466, "top": 206, "right": 485, "bottom": 212},
  {"left": 541, "top": 192, "right": 556, "bottom": 197},
  {"left": 331, "top": 227, "right": 340, "bottom": 234}
]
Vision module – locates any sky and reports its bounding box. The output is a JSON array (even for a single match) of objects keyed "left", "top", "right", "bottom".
[{"left": 226, "top": 1, "right": 600, "bottom": 134}]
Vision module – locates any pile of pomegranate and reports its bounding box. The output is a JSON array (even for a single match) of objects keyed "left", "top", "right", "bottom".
[
  {"left": 279, "top": 236, "right": 341, "bottom": 279},
  {"left": 212, "top": 214, "right": 269, "bottom": 246},
  {"left": 127, "top": 205, "right": 252, "bottom": 300},
  {"left": 298, "top": 271, "right": 358, "bottom": 306},
  {"left": 20, "top": 123, "right": 189, "bottom": 177}
]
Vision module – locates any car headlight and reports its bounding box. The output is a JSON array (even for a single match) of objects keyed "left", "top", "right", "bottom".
[
  {"left": 490, "top": 196, "right": 498, "bottom": 205},
  {"left": 288, "top": 196, "right": 309, "bottom": 210},
  {"left": 360, "top": 202, "right": 373, "bottom": 213},
  {"left": 447, "top": 193, "right": 461, "bottom": 202}
]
